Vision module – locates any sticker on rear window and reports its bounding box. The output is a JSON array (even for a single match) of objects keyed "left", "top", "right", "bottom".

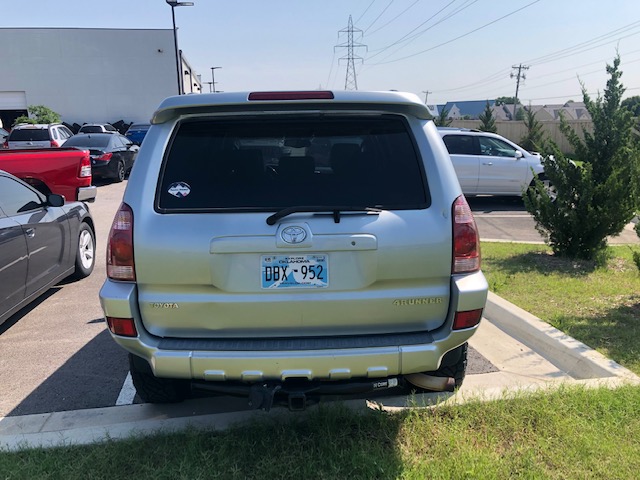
[{"left": 168, "top": 182, "right": 191, "bottom": 198}]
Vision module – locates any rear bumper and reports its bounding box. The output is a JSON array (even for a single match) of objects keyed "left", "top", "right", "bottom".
[
  {"left": 77, "top": 185, "right": 97, "bottom": 202},
  {"left": 100, "top": 271, "right": 488, "bottom": 381}
]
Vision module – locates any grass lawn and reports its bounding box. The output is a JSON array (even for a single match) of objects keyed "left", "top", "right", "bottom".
[
  {"left": 482, "top": 242, "right": 640, "bottom": 374},
  {"left": 2, "top": 242, "right": 640, "bottom": 478}
]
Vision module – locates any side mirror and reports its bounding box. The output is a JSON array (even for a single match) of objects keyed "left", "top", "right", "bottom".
[
  {"left": 514, "top": 150, "right": 524, "bottom": 159},
  {"left": 47, "top": 193, "right": 65, "bottom": 207}
]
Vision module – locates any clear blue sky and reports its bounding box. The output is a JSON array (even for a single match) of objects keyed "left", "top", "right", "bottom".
[{"left": 3, "top": 0, "right": 639, "bottom": 105}]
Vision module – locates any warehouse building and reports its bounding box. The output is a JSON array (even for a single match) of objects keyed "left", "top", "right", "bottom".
[{"left": 0, "top": 28, "right": 201, "bottom": 130}]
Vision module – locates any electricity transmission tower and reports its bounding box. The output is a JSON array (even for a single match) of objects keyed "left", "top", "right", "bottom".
[
  {"left": 334, "top": 15, "right": 367, "bottom": 90},
  {"left": 510, "top": 64, "right": 529, "bottom": 120}
]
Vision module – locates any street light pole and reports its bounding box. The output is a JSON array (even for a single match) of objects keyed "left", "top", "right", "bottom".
[
  {"left": 210, "top": 66, "right": 221, "bottom": 93},
  {"left": 166, "top": 0, "right": 194, "bottom": 95}
]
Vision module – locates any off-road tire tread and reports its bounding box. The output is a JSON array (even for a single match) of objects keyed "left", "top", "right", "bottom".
[{"left": 128, "top": 353, "right": 188, "bottom": 403}]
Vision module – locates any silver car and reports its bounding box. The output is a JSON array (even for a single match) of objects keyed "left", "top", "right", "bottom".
[{"left": 100, "top": 91, "right": 488, "bottom": 410}]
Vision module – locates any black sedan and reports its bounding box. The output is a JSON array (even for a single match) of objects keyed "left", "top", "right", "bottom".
[
  {"left": 0, "top": 170, "right": 96, "bottom": 326},
  {"left": 65, "top": 133, "right": 139, "bottom": 183}
]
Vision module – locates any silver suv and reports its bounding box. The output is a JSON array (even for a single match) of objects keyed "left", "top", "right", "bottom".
[
  {"left": 5, "top": 123, "right": 73, "bottom": 149},
  {"left": 100, "top": 91, "right": 488, "bottom": 410}
]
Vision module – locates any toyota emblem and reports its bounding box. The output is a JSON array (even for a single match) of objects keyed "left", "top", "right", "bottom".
[{"left": 281, "top": 226, "right": 307, "bottom": 244}]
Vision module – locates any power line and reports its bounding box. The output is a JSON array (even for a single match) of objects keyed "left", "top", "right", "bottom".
[
  {"left": 354, "top": 0, "right": 376, "bottom": 25},
  {"left": 335, "top": 15, "right": 367, "bottom": 90},
  {"left": 363, "top": 0, "right": 394, "bottom": 33},
  {"left": 366, "top": 0, "right": 421, "bottom": 37},
  {"left": 370, "top": 0, "right": 541, "bottom": 65}
]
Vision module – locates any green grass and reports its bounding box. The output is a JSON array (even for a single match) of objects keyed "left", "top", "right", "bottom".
[
  {"left": 2, "top": 386, "right": 640, "bottom": 479},
  {"left": 2, "top": 241, "right": 640, "bottom": 478},
  {"left": 482, "top": 242, "right": 640, "bottom": 374}
]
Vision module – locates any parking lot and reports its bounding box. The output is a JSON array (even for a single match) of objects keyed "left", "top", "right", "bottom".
[{"left": 0, "top": 182, "right": 635, "bottom": 418}]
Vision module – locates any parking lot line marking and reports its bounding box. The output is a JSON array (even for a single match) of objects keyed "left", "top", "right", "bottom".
[{"left": 116, "top": 372, "right": 136, "bottom": 405}]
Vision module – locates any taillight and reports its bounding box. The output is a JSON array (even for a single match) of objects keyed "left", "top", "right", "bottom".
[
  {"left": 79, "top": 153, "right": 92, "bottom": 178},
  {"left": 98, "top": 152, "right": 113, "bottom": 161},
  {"left": 106, "top": 317, "right": 137, "bottom": 337},
  {"left": 107, "top": 203, "right": 136, "bottom": 281},
  {"left": 452, "top": 195, "right": 480, "bottom": 274},
  {"left": 453, "top": 309, "right": 483, "bottom": 330},
  {"left": 2, "top": 141, "right": 8, "bottom": 148},
  {"left": 50, "top": 140, "right": 60, "bottom": 147}
]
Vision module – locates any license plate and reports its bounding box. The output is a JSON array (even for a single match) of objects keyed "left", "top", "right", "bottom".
[{"left": 261, "top": 254, "right": 328, "bottom": 289}]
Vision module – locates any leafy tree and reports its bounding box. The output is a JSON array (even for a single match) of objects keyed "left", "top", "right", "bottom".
[
  {"left": 478, "top": 101, "right": 497, "bottom": 133},
  {"left": 13, "top": 105, "right": 61, "bottom": 125},
  {"left": 524, "top": 55, "right": 640, "bottom": 261},
  {"left": 495, "top": 96, "right": 520, "bottom": 106},
  {"left": 434, "top": 107, "right": 452, "bottom": 127},
  {"left": 621, "top": 95, "right": 640, "bottom": 116},
  {"left": 519, "top": 106, "right": 545, "bottom": 152}
]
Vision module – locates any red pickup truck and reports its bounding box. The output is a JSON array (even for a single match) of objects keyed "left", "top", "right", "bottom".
[{"left": 0, "top": 148, "right": 97, "bottom": 202}]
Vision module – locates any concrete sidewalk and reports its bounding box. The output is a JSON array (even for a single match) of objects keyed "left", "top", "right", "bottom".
[{"left": 1, "top": 292, "right": 639, "bottom": 451}]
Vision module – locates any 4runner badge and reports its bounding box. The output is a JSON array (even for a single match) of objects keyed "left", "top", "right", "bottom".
[
  {"left": 168, "top": 182, "right": 191, "bottom": 198},
  {"left": 393, "top": 298, "right": 443, "bottom": 306}
]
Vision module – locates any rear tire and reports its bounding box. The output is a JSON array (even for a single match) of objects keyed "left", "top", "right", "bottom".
[
  {"left": 70, "top": 223, "right": 95, "bottom": 280},
  {"left": 424, "top": 342, "right": 468, "bottom": 388},
  {"left": 129, "top": 353, "right": 190, "bottom": 403},
  {"left": 113, "top": 160, "right": 125, "bottom": 183}
]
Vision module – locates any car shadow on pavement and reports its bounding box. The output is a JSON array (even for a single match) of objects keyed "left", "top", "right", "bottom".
[
  {"left": 6, "top": 328, "right": 130, "bottom": 417},
  {"left": 0, "top": 288, "right": 61, "bottom": 335},
  {"left": 467, "top": 195, "right": 526, "bottom": 213}
]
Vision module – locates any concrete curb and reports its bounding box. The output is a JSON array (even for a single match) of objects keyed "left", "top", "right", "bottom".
[
  {"left": 1, "top": 292, "right": 639, "bottom": 452},
  {"left": 483, "top": 291, "right": 640, "bottom": 382}
]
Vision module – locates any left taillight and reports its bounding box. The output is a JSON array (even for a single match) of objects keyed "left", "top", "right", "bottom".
[
  {"left": 50, "top": 140, "right": 60, "bottom": 147},
  {"left": 107, "top": 203, "right": 136, "bottom": 281},
  {"left": 452, "top": 195, "right": 481, "bottom": 274}
]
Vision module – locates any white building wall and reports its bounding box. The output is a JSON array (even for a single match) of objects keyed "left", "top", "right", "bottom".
[{"left": 0, "top": 28, "right": 182, "bottom": 125}]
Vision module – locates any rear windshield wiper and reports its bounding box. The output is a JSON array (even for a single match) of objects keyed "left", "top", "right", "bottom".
[{"left": 266, "top": 206, "right": 383, "bottom": 225}]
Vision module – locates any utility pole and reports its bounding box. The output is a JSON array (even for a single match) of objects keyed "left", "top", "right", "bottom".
[
  {"left": 334, "top": 15, "right": 367, "bottom": 90},
  {"left": 204, "top": 81, "right": 213, "bottom": 93},
  {"left": 510, "top": 64, "right": 529, "bottom": 120},
  {"left": 422, "top": 90, "right": 432, "bottom": 104},
  {"left": 210, "top": 66, "right": 221, "bottom": 93}
]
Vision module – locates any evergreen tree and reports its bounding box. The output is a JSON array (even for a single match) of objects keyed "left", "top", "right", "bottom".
[
  {"left": 520, "top": 106, "right": 545, "bottom": 152},
  {"left": 524, "top": 55, "right": 640, "bottom": 260},
  {"left": 478, "top": 101, "right": 497, "bottom": 133},
  {"left": 434, "top": 107, "right": 452, "bottom": 127}
]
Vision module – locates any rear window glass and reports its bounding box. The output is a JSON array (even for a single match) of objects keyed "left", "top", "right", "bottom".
[
  {"left": 157, "top": 115, "right": 429, "bottom": 212},
  {"left": 9, "top": 129, "right": 49, "bottom": 141},
  {"left": 79, "top": 126, "right": 105, "bottom": 133},
  {"left": 65, "top": 136, "right": 110, "bottom": 148}
]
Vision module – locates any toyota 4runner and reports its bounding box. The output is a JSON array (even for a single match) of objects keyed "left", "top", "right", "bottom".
[{"left": 99, "top": 90, "right": 488, "bottom": 411}]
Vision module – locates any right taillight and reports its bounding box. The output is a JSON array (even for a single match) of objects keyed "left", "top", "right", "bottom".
[
  {"left": 452, "top": 195, "right": 480, "bottom": 274},
  {"left": 79, "top": 152, "right": 92, "bottom": 178},
  {"left": 107, "top": 203, "right": 136, "bottom": 281}
]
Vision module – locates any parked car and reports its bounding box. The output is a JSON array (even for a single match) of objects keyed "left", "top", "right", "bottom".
[
  {"left": 64, "top": 133, "right": 138, "bottom": 182},
  {"left": 124, "top": 123, "right": 150, "bottom": 145},
  {"left": 0, "top": 170, "right": 96, "bottom": 326},
  {"left": 0, "top": 147, "right": 96, "bottom": 202},
  {"left": 438, "top": 127, "right": 546, "bottom": 197},
  {"left": 77, "top": 123, "right": 117, "bottom": 134},
  {"left": 3, "top": 123, "right": 74, "bottom": 149},
  {"left": 100, "top": 90, "right": 488, "bottom": 410}
]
